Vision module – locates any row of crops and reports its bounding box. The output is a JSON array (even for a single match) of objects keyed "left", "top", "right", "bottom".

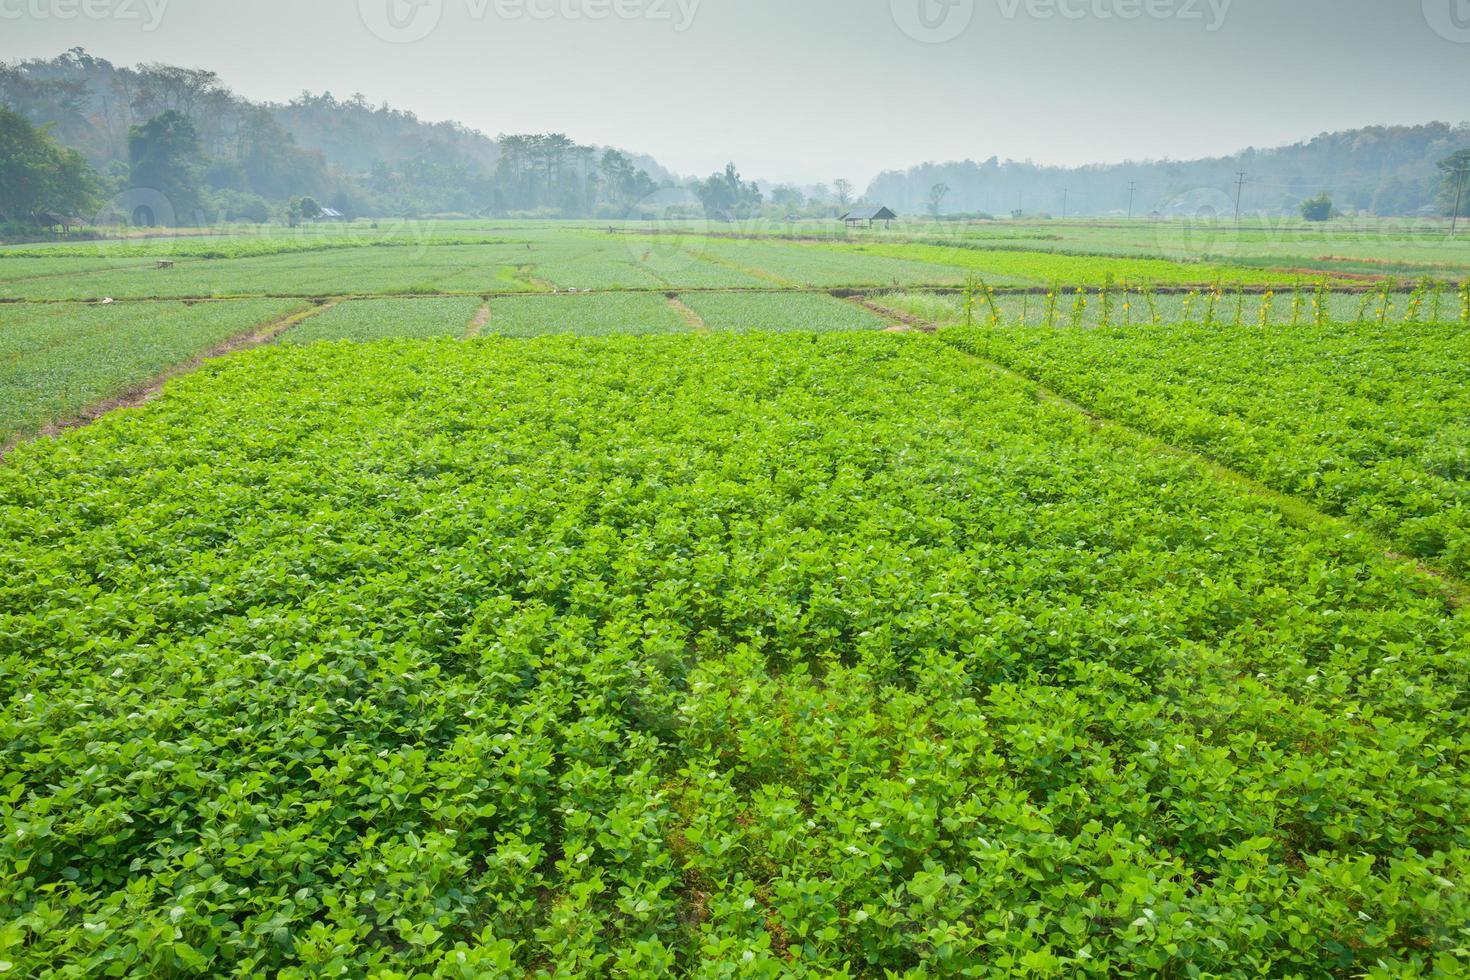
[
  {"left": 4, "top": 281, "right": 1468, "bottom": 447},
  {"left": 940, "top": 318, "right": 1470, "bottom": 577},
  {"left": 1, "top": 233, "right": 1352, "bottom": 301},
  {"left": 1, "top": 333, "right": 1466, "bottom": 975},
  {"left": 0, "top": 292, "right": 890, "bottom": 443},
  {"left": 0, "top": 299, "right": 308, "bottom": 445}
]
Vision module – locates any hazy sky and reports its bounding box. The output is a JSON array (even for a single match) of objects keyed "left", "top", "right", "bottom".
[{"left": 2, "top": 0, "right": 1467, "bottom": 184}]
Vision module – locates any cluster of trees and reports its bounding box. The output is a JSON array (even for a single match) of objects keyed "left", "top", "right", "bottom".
[
  {"left": 491, "top": 136, "right": 661, "bottom": 215},
  {"left": 866, "top": 124, "right": 1470, "bottom": 219},
  {"left": 0, "top": 49, "right": 676, "bottom": 226},
  {"left": 0, "top": 105, "right": 95, "bottom": 226}
]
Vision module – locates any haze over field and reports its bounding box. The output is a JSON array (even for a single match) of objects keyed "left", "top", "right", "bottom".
[{"left": 2, "top": 0, "right": 1468, "bottom": 185}]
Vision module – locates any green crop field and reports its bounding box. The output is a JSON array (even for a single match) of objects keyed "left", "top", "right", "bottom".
[
  {"left": 679, "top": 291, "right": 891, "bottom": 333},
  {"left": 0, "top": 219, "right": 1467, "bottom": 977},
  {"left": 483, "top": 293, "right": 689, "bottom": 337},
  {"left": 4, "top": 334, "right": 1469, "bottom": 976},
  {"left": 940, "top": 315, "right": 1470, "bottom": 575},
  {"left": 0, "top": 298, "right": 306, "bottom": 445},
  {"left": 283, "top": 298, "right": 484, "bottom": 344}
]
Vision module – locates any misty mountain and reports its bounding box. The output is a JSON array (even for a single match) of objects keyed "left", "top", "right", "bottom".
[
  {"left": 0, "top": 48, "right": 676, "bottom": 219},
  {"left": 3, "top": 48, "right": 1465, "bottom": 223},
  {"left": 866, "top": 123, "right": 1470, "bottom": 218}
]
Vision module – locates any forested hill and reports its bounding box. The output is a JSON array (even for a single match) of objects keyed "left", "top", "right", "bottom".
[
  {"left": 866, "top": 123, "right": 1470, "bottom": 218},
  {"left": 0, "top": 48, "right": 676, "bottom": 219}
]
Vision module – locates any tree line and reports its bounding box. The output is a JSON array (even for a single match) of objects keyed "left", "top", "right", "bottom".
[
  {"left": 0, "top": 49, "right": 684, "bottom": 227},
  {"left": 867, "top": 123, "right": 1470, "bottom": 219}
]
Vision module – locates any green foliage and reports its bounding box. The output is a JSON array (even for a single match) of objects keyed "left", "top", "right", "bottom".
[
  {"left": 283, "top": 298, "right": 482, "bottom": 344},
  {"left": 693, "top": 163, "right": 763, "bottom": 220},
  {"left": 1299, "top": 193, "right": 1335, "bottom": 222},
  {"left": 483, "top": 293, "right": 689, "bottom": 337},
  {"left": 0, "top": 105, "right": 97, "bottom": 226},
  {"left": 842, "top": 242, "right": 1286, "bottom": 287},
  {"left": 678, "top": 292, "right": 887, "bottom": 333},
  {"left": 0, "top": 334, "right": 1467, "bottom": 975},
  {"left": 128, "top": 111, "right": 205, "bottom": 225},
  {"left": 0, "top": 299, "right": 305, "bottom": 442},
  {"left": 944, "top": 319, "right": 1470, "bottom": 574}
]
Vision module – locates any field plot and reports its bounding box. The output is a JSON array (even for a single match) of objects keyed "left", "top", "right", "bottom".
[
  {"left": 1, "top": 334, "right": 1465, "bottom": 976},
  {"left": 284, "top": 297, "right": 483, "bottom": 344},
  {"left": 0, "top": 255, "right": 161, "bottom": 283},
  {"left": 876, "top": 284, "right": 1458, "bottom": 329},
  {"left": 755, "top": 218, "right": 1470, "bottom": 281},
  {"left": 841, "top": 242, "right": 1289, "bottom": 286},
  {"left": 680, "top": 290, "right": 891, "bottom": 332},
  {"left": 0, "top": 244, "right": 538, "bottom": 300},
  {"left": 941, "top": 320, "right": 1470, "bottom": 575},
  {"left": 0, "top": 298, "right": 306, "bottom": 443},
  {"left": 483, "top": 292, "right": 689, "bottom": 337},
  {"left": 692, "top": 238, "right": 981, "bottom": 287},
  {"left": 524, "top": 241, "right": 667, "bottom": 290}
]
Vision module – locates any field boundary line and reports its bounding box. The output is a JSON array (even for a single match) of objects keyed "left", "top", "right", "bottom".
[
  {"left": 690, "top": 248, "right": 798, "bottom": 288},
  {"left": 844, "top": 294, "right": 934, "bottom": 333},
  {"left": 0, "top": 298, "right": 340, "bottom": 465},
  {"left": 928, "top": 334, "right": 1469, "bottom": 608},
  {"left": 3, "top": 281, "right": 1425, "bottom": 306},
  {"left": 666, "top": 294, "right": 708, "bottom": 333},
  {"left": 465, "top": 300, "right": 491, "bottom": 339}
]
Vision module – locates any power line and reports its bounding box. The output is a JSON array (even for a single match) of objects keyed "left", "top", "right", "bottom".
[
  {"left": 1234, "top": 172, "right": 1248, "bottom": 224},
  {"left": 1452, "top": 166, "right": 1469, "bottom": 237},
  {"left": 1127, "top": 181, "right": 1137, "bottom": 219}
]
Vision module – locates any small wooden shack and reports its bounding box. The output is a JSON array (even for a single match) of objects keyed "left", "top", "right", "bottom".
[{"left": 841, "top": 206, "right": 897, "bottom": 229}]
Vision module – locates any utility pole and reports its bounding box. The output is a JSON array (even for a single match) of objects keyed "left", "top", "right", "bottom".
[
  {"left": 1451, "top": 166, "right": 1469, "bottom": 237},
  {"left": 1234, "top": 171, "right": 1248, "bottom": 225},
  {"left": 1127, "top": 181, "right": 1137, "bottom": 219},
  {"left": 1062, "top": 188, "right": 1068, "bottom": 220}
]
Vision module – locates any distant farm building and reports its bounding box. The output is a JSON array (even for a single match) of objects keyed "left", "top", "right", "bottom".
[
  {"left": 36, "top": 211, "right": 85, "bottom": 235},
  {"left": 842, "top": 206, "right": 897, "bottom": 228},
  {"left": 314, "top": 207, "right": 348, "bottom": 222}
]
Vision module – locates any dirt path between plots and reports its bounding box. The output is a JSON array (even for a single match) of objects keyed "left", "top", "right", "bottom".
[
  {"left": 0, "top": 298, "right": 339, "bottom": 465},
  {"left": 465, "top": 301, "right": 491, "bottom": 338},
  {"left": 666, "top": 295, "right": 708, "bottom": 333},
  {"left": 840, "top": 294, "right": 933, "bottom": 333}
]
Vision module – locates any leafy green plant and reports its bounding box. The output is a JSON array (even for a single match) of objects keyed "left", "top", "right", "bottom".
[
  {"left": 284, "top": 297, "right": 483, "bottom": 344},
  {"left": 679, "top": 291, "right": 886, "bottom": 333},
  {"left": 0, "top": 298, "right": 306, "bottom": 442},
  {"left": 2, "top": 332, "right": 1467, "bottom": 975},
  {"left": 943, "top": 319, "right": 1470, "bottom": 574}
]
